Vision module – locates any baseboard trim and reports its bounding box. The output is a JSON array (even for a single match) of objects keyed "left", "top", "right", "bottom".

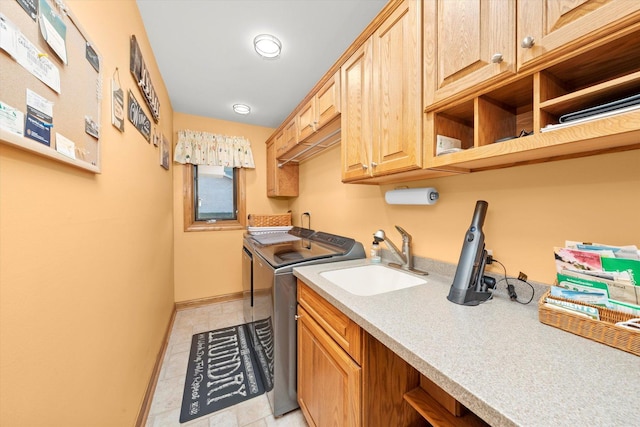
[
  {"left": 175, "top": 291, "right": 243, "bottom": 311},
  {"left": 135, "top": 304, "right": 177, "bottom": 427},
  {"left": 136, "top": 292, "right": 244, "bottom": 425}
]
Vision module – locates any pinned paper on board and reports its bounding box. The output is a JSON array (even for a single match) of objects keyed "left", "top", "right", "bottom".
[
  {"left": 38, "top": 0, "right": 68, "bottom": 64},
  {"left": 24, "top": 88, "right": 53, "bottom": 146},
  {"left": 55, "top": 132, "right": 76, "bottom": 159},
  {"left": 0, "top": 101, "right": 25, "bottom": 136}
]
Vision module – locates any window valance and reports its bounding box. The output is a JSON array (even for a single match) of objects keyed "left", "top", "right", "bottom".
[{"left": 174, "top": 129, "right": 255, "bottom": 168}]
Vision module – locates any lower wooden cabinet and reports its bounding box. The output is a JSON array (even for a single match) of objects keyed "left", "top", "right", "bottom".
[
  {"left": 297, "top": 280, "right": 490, "bottom": 427},
  {"left": 297, "top": 305, "right": 362, "bottom": 426}
]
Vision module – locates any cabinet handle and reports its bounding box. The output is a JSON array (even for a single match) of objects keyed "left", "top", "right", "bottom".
[
  {"left": 362, "top": 164, "right": 368, "bottom": 170},
  {"left": 491, "top": 53, "right": 503, "bottom": 63},
  {"left": 294, "top": 314, "right": 301, "bottom": 321},
  {"left": 371, "top": 162, "right": 378, "bottom": 168},
  {"left": 521, "top": 36, "right": 535, "bottom": 49}
]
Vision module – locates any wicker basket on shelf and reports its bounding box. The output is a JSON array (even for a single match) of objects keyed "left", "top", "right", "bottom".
[
  {"left": 538, "top": 290, "right": 640, "bottom": 356},
  {"left": 247, "top": 212, "right": 292, "bottom": 227}
]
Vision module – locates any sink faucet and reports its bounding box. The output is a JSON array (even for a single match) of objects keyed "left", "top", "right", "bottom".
[{"left": 373, "top": 226, "right": 428, "bottom": 275}]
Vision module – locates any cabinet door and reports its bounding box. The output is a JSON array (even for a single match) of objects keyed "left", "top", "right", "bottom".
[
  {"left": 371, "top": 0, "right": 422, "bottom": 175},
  {"left": 341, "top": 38, "right": 373, "bottom": 182},
  {"left": 316, "top": 71, "right": 341, "bottom": 128},
  {"left": 276, "top": 118, "right": 298, "bottom": 157},
  {"left": 518, "top": 0, "right": 640, "bottom": 70},
  {"left": 298, "top": 98, "right": 316, "bottom": 141},
  {"left": 266, "top": 141, "right": 276, "bottom": 196},
  {"left": 424, "top": 0, "right": 516, "bottom": 106},
  {"left": 298, "top": 306, "right": 361, "bottom": 427}
]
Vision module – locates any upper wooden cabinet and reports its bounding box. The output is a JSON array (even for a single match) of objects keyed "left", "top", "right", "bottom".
[
  {"left": 266, "top": 139, "right": 298, "bottom": 197},
  {"left": 424, "top": 0, "right": 516, "bottom": 107},
  {"left": 276, "top": 118, "right": 298, "bottom": 158},
  {"left": 276, "top": 71, "right": 342, "bottom": 166},
  {"left": 297, "top": 71, "right": 341, "bottom": 143},
  {"left": 425, "top": 24, "right": 640, "bottom": 172},
  {"left": 316, "top": 71, "right": 341, "bottom": 128},
  {"left": 517, "top": 0, "right": 640, "bottom": 70},
  {"left": 341, "top": 0, "right": 422, "bottom": 182},
  {"left": 297, "top": 98, "right": 316, "bottom": 142},
  {"left": 341, "top": 39, "right": 373, "bottom": 182}
]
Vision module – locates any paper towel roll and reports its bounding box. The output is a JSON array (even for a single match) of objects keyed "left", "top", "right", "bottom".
[{"left": 385, "top": 187, "right": 439, "bottom": 205}]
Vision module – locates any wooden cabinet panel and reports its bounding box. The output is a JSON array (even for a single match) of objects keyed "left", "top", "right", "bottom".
[
  {"left": 266, "top": 140, "right": 298, "bottom": 197},
  {"left": 298, "top": 305, "right": 362, "bottom": 427},
  {"left": 297, "top": 280, "right": 362, "bottom": 363},
  {"left": 275, "top": 118, "right": 298, "bottom": 157},
  {"left": 316, "top": 71, "right": 341, "bottom": 128},
  {"left": 341, "top": 38, "right": 373, "bottom": 181},
  {"left": 518, "top": 0, "right": 640, "bottom": 69},
  {"left": 297, "top": 98, "right": 316, "bottom": 141},
  {"left": 363, "top": 334, "right": 425, "bottom": 427},
  {"left": 424, "top": 0, "right": 516, "bottom": 107},
  {"left": 372, "top": 0, "right": 422, "bottom": 175},
  {"left": 342, "top": 0, "right": 422, "bottom": 182}
]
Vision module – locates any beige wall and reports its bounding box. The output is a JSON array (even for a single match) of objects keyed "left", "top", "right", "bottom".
[
  {"left": 290, "top": 146, "right": 640, "bottom": 284},
  {"left": 172, "top": 113, "right": 285, "bottom": 302},
  {"left": 0, "top": 1, "right": 174, "bottom": 425},
  {"left": 2, "top": 1, "right": 638, "bottom": 425}
]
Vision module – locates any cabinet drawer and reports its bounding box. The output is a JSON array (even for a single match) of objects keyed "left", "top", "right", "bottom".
[{"left": 297, "top": 280, "right": 362, "bottom": 364}]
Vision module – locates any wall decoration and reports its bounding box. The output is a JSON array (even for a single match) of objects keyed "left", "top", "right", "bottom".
[
  {"left": 111, "top": 69, "right": 124, "bottom": 132},
  {"left": 127, "top": 89, "right": 150, "bottom": 142},
  {"left": 152, "top": 125, "right": 160, "bottom": 147},
  {"left": 129, "top": 34, "right": 160, "bottom": 122},
  {"left": 160, "top": 133, "right": 170, "bottom": 170}
]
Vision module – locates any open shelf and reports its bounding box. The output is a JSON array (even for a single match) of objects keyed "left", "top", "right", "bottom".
[
  {"left": 426, "top": 27, "right": 640, "bottom": 172},
  {"left": 432, "top": 76, "right": 534, "bottom": 158},
  {"left": 404, "top": 387, "right": 488, "bottom": 427}
]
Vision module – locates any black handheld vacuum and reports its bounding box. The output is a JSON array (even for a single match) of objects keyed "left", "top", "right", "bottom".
[{"left": 447, "top": 200, "right": 493, "bottom": 306}]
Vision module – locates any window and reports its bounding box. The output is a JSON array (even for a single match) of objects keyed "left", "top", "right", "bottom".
[
  {"left": 183, "top": 165, "right": 246, "bottom": 232},
  {"left": 194, "top": 165, "right": 237, "bottom": 221}
]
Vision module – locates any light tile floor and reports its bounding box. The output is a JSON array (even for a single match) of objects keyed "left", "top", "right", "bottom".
[{"left": 145, "top": 300, "right": 308, "bottom": 427}]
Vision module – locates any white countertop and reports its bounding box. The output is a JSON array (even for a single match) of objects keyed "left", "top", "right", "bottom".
[{"left": 293, "top": 259, "right": 639, "bottom": 427}]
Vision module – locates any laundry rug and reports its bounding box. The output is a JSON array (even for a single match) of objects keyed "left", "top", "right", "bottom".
[{"left": 179, "top": 321, "right": 271, "bottom": 423}]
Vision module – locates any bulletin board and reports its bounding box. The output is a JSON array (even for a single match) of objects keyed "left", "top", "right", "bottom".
[{"left": 0, "top": 0, "right": 102, "bottom": 173}]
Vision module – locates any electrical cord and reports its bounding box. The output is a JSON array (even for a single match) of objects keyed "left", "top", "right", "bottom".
[{"left": 490, "top": 258, "right": 535, "bottom": 305}]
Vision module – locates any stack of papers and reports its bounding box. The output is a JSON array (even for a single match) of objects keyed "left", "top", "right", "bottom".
[
  {"left": 247, "top": 226, "right": 293, "bottom": 235},
  {"left": 251, "top": 232, "right": 300, "bottom": 245},
  {"left": 553, "top": 241, "right": 640, "bottom": 316},
  {"left": 541, "top": 93, "right": 640, "bottom": 132}
]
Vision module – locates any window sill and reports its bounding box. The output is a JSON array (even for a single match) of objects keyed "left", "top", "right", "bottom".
[{"left": 185, "top": 220, "right": 245, "bottom": 232}]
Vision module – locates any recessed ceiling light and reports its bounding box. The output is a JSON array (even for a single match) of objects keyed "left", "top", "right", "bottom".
[
  {"left": 233, "top": 104, "right": 251, "bottom": 115},
  {"left": 254, "top": 34, "right": 282, "bottom": 58}
]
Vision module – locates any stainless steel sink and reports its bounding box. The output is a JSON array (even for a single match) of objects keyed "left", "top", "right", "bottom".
[{"left": 320, "top": 264, "right": 427, "bottom": 296}]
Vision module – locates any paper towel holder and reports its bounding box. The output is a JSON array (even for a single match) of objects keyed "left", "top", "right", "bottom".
[{"left": 385, "top": 187, "right": 439, "bottom": 205}]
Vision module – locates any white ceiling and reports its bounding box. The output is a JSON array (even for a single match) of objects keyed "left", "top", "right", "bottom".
[{"left": 136, "top": 0, "right": 388, "bottom": 128}]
